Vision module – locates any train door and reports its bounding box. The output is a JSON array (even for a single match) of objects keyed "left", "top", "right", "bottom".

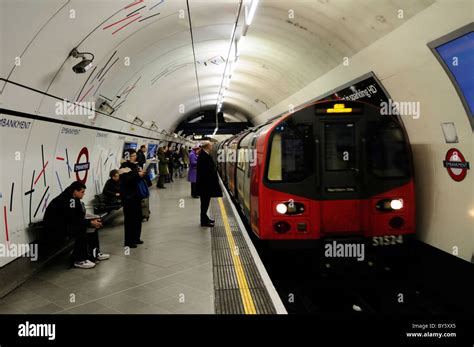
[
  {"left": 237, "top": 132, "right": 254, "bottom": 219},
  {"left": 318, "top": 120, "right": 363, "bottom": 234}
]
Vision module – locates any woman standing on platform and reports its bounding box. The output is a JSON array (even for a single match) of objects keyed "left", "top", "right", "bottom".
[
  {"left": 188, "top": 145, "right": 200, "bottom": 198},
  {"left": 119, "top": 149, "right": 145, "bottom": 248}
]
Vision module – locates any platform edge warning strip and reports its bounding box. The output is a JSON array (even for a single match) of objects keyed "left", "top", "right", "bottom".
[
  {"left": 211, "top": 190, "right": 279, "bottom": 314},
  {"left": 217, "top": 197, "right": 257, "bottom": 314}
]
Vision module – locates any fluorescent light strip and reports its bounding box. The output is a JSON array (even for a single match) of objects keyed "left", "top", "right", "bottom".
[
  {"left": 246, "top": 0, "right": 259, "bottom": 26},
  {"left": 215, "top": 0, "right": 244, "bottom": 118}
]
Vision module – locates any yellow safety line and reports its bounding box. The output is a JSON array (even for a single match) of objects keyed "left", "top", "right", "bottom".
[{"left": 217, "top": 198, "right": 257, "bottom": 314}]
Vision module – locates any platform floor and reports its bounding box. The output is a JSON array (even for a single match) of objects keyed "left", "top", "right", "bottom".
[{"left": 0, "top": 176, "right": 215, "bottom": 314}]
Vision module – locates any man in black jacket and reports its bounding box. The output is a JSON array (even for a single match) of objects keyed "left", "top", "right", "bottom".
[
  {"left": 196, "top": 141, "right": 222, "bottom": 227},
  {"left": 119, "top": 149, "right": 146, "bottom": 247},
  {"left": 43, "top": 181, "right": 108, "bottom": 269},
  {"left": 137, "top": 145, "right": 147, "bottom": 169}
]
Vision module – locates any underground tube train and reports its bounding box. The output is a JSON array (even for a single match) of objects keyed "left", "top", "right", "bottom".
[{"left": 216, "top": 100, "right": 415, "bottom": 246}]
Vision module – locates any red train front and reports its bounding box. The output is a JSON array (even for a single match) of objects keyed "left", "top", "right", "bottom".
[{"left": 218, "top": 100, "right": 415, "bottom": 245}]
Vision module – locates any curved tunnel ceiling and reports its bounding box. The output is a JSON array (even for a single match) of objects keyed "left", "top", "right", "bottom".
[{"left": 0, "top": 0, "right": 435, "bottom": 133}]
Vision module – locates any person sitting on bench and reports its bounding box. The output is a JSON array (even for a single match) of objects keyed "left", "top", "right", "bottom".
[
  {"left": 103, "top": 169, "right": 121, "bottom": 206},
  {"left": 44, "top": 181, "right": 110, "bottom": 269}
]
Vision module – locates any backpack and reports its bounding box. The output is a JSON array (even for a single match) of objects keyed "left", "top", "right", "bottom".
[{"left": 138, "top": 179, "right": 150, "bottom": 199}]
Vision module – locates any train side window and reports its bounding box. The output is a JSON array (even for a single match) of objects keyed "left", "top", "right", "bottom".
[
  {"left": 238, "top": 132, "right": 253, "bottom": 171},
  {"left": 267, "top": 122, "right": 313, "bottom": 182},
  {"left": 237, "top": 148, "right": 245, "bottom": 171}
]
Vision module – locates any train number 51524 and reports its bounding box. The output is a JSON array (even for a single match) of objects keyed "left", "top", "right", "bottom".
[{"left": 372, "top": 235, "right": 403, "bottom": 246}]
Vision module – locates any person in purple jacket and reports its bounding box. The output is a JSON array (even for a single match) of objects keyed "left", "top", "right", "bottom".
[{"left": 188, "top": 145, "right": 201, "bottom": 198}]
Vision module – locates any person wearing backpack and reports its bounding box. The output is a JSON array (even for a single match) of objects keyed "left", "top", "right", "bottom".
[{"left": 119, "top": 149, "right": 146, "bottom": 248}]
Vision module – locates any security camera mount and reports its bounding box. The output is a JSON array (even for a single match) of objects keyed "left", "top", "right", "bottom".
[{"left": 69, "top": 48, "right": 94, "bottom": 60}]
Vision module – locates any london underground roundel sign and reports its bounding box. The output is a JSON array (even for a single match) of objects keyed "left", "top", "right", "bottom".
[
  {"left": 74, "top": 147, "right": 90, "bottom": 184},
  {"left": 443, "top": 148, "right": 470, "bottom": 182}
]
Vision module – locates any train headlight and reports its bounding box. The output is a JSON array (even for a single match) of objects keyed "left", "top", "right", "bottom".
[
  {"left": 274, "top": 201, "right": 306, "bottom": 215},
  {"left": 276, "top": 203, "right": 287, "bottom": 214},
  {"left": 390, "top": 199, "right": 403, "bottom": 210},
  {"left": 376, "top": 198, "right": 404, "bottom": 211}
]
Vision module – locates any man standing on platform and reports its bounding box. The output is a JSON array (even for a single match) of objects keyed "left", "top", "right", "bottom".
[
  {"left": 137, "top": 145, "right": 147, "bottom": 169},
  {"left": 196, "top": 141, "right": 222, "bottom": 227},
  {"left": 156, "top": 146, "right": 169, "bottom": 189}
]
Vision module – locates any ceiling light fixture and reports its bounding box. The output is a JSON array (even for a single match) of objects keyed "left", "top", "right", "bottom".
[
  {"left": 96, "top": 98, "right": 115, "bottom": 115},
  {"left": 215, "top": 0, "right": 244, "bottom": 134},
  {"left": 132, "top": 116, "right": 144, "bottom": 126},
  {"left": 245, "top": 0, "right": 259, "bottom": 26},
  {"left": 150, "top": 121, "right": 158, "bottom": 131}
]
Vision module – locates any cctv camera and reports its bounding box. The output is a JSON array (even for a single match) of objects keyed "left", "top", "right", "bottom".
[
  {"left": 69, "top": 48, "right": 94, "bottom": 74},
  {"left": 73, "top": 58, "right": 93, "bottom": 73}
]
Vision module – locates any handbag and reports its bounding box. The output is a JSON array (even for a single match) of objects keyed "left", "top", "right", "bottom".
[{"left": 138, "top": 179, "right": 150, "bottom": 199}]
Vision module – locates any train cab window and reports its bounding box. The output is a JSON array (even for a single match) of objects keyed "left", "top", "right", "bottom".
[
  {"left": 267, "top": 122, "right": 313, "bottom": 182},
  {"left": 324, "top": 123, "right": 356, "bottom": 171},
  {"left": 368, "top": 121, "right": 409, "bottom": 178}
]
